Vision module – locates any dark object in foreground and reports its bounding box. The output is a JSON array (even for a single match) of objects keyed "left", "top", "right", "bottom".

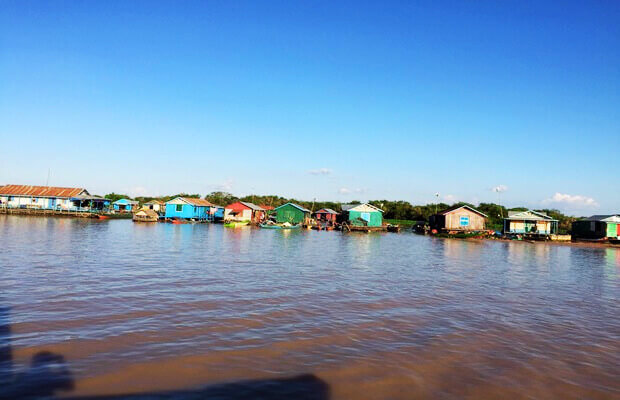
[{"left": 73, "top": 374, "right": 329, "bottom": 400}]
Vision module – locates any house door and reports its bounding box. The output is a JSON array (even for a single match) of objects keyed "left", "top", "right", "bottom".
[
  {"left": 524, "top": 221, "right": 536, "bottom": 233},
  {"left": 606, "top": 223, "right": 617, "bottom": 238},
  {"left": 49, "top": 198, "right": 56, "bottom": 209}
]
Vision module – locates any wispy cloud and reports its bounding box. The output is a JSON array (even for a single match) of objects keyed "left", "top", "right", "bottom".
[
  {"left": 210, "top": 179, "right": 234, "bottom": 192},
  {"left": 130, "top": 186, "right": 148, "bottom": 197},
  {"left": 492, "top": 184, "right": 508, "bottom": 193},
  {"left": 308, "top": 168, "right": 332, "bottom": 176},
  {"left": 443, "top": 194, "right": 458, "bottom": 203},
  {"left": 338, "top": 187, "right": 366, "bottom": 195},
  {"left": 542, "top": 192, "right": 598, "bottom": 208}
]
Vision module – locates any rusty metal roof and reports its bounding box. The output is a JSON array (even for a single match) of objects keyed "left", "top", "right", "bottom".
[
  {"left": 181, "top": 197, "right": 216, "bottom": 207},
  {"left": 0, "top": 184, "right": 87, "bottom": 198}
]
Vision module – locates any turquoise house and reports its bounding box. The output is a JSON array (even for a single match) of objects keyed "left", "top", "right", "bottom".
[
  {"left": 113, "top": 198, "right": 138, "bottom": 212},
  {"left": 165, "top": 197, "right": 216, "bottom": 221},
  {"left": 341, "top": 203, "right": 384, "bottom": 227}
]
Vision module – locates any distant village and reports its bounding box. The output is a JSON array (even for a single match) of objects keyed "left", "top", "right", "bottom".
[{"left": 0, "top": 184, "right": 618, "bottom": 243}]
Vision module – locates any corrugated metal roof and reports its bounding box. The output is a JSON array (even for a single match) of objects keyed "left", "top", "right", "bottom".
[
  {"left": 180, "top": 197, "right": 216, "bottom": 207},
  {"left": 316, "top": 208, "right": 339, "bottom": 214},
  {"left": 239, "top": 201, "right": 265, "bottom": 211},
  {"left": 113, "top": 199, "right": 138, "bottom": 205},
  {"left": 275, "top": 202, "right": 311, "bottom": 213},
  {"left": 505, "top": 210, "right": 556, "bottom": 221},
  {"left": 581, "top": 215, "right": 620, "bottom": 222},
  {"left": 439, "top": 205, "right": 488, "bottom": 218},
  {"left": 341, "top": 203, "right": 383, "bottom": 213},
  {"left": 0, "top": 184, "right": 87, "bottom": 198},
  {"left": 145, "top": 200, "right": 165, "bottom": 205}
]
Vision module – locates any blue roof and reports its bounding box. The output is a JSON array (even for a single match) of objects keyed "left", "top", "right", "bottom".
[{"left": 113, "top": 198, "right": 138, "bottom": 205}]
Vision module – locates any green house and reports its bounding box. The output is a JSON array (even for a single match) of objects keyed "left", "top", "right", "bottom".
[
  {"left": 342, "top": 203, "right": 384, "bottom": 227},
  {"left": 274, "top": 202, "right": 311, "bottom": 224}
]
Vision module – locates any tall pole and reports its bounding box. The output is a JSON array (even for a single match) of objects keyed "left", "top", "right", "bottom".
[{"left": 435, "top": 193, "right": 439, "bottom": 214}]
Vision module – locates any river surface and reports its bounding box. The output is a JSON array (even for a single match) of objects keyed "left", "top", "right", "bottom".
[{"left": 0, "top": 215, "right": 618, "bottom": 399}]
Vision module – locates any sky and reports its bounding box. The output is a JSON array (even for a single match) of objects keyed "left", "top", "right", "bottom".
[{"left": 1, "top": 1, "right": 618, "bottom": 215}]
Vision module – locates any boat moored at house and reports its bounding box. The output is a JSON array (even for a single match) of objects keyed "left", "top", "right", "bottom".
[
  {"left": 113, "top": 199, "right": 139, "bottom": 213},
  {"left": 571, "top": 215, "right": 620, "bottom": 242},
  {"left": 274, "top": 203, "right": 311, "bottom": 225},
  {"left": 503, "top": 210, "right": 558, "bottom": 238},
  {"left": 0, "top": 184, "right": 110, "bottom": 214},
  {"left": 165, "top": 197, "right": 217, "bottom": 222},
  {"left": 429, "top": 205, "right": 487, "bottom": 232},
  {"left": 224, "top": 202, "right": 266, "bottom": 224}
]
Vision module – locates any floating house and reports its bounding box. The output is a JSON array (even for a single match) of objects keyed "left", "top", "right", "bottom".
[
  {"left": 224, "top": 202, "right": 266, "bottom": 223},
  {"left": 0, "top": 184, "right": 109, "bottom": 211},
  {"left": 503, "top": 210, "right": 558, "bottom": 236},
  {"left": 341, "top": 203, "right": 384, "bottom": 227},
  {"left": 144, "top": 200, "right": 165, "bottom": 214},
  {"left": 133, "top": 207, "right": 159, "bottom": 222},
  {"left": 315, "top": 208, "right": 339, "bottom": 223},
  {"left": 429, "top": 205, "right": 487, "bottom": 232},
  {"left": 274, "top": 203, "right": 311, "bottom": 224},
  {"left": 210, "top": 205, "right": 225, "bottom": 222},
  {"left": 165, "top": 197, "right": 216, "bottom": 221},
  {"left": 113, "top": 199, "right": 139, "bottom": 213},
  {"left": 572, "top": 215, "right": 620, "bottom": 241}
]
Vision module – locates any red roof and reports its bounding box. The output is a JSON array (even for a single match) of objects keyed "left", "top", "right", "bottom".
[
  {"left": 0, "top": 184, "right": 86, "bottom": 198},
  {"left": 259, "top": 205, "right": 275, "bottom": 210}
]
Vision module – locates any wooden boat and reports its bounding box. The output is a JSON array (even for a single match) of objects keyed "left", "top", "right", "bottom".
[
  {"left": 170, "top": 219, "right": 187, "bottom": 224},
  {"left": 259, "top": 223, "right": 301, "bottom": 230},
  {"left": 387, "top": 224, "right": 401, "bottom": 233},
  {"left": 224, "top": 220, "right": 250, "bottom": 228}
]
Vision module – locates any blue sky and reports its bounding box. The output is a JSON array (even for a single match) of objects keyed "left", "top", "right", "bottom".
[{"left": 1, "top": 1, "right": 618, "bottom": 215}]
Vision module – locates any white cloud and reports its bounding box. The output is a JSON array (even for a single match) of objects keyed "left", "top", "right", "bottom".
[
  {"left": 492, "top": 185, "right": 508, "bottom": 193},
  {"left": 542, "top": 192, "right": 598, "bottom": 208},
  {"left": 443, "top": 194, "right": 458, "bottom": 203},
  {"left": 338, "top": 187, "right": 366, "bottom": 195},
  {"left": 210, "top": 179, "right": 234, "bottom": 192},
  {"left": 130, "top": 186, "right": 148, "bottom": 197},
  {"left": 308, "top": 168, "right": 332, "bottom": 176}
]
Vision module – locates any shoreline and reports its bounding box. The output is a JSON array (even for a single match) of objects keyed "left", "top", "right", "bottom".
[{"left": 438, "top": 235, "right": 620, "bottom": 250}]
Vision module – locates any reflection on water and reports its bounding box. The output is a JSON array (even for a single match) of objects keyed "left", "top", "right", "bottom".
[{"left": 0, "top": 215, "right": 618, "bottom": 399}]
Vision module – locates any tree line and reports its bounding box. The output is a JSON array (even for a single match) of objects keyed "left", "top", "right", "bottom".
[{"left": 105, "top": 191, "right": 578, "bottom": 232}]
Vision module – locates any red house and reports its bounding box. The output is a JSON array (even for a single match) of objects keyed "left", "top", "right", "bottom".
[
  {"left": 224, "top": 201, "right": 266, "bottom": 223},
  {"left": 315, "top": 208, "right": 339, "bottom": 223}
]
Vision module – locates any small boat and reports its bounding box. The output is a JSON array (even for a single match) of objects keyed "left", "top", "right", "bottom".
[
  {"left": 96, "top": 214, "right": 110, "bottom": 220},
  {"left": 387, "top": 224, "right": 401, "bottom": 233},
  {"left": 259, "top": 223, "right": 301, "bottom": 230},
  {"left": 170, "top": 219, "right": 187, "bottom": 224},
  {"left": 224, "top": 220, "right": 250, "bottom": 228}
]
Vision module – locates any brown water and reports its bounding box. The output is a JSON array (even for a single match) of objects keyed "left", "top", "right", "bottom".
[{"left": 0, "top": 215, "right": 618, "bottom": 399}]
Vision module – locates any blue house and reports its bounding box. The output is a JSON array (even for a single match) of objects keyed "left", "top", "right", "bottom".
[
  {"left": 113, "top": 198, "right": 138, "bottom": 212},
  {"left": 165, "top": 197, "right": 216, "bottom": 221}
]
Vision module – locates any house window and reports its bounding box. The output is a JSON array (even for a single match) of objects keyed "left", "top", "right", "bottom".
[
  {"left": 361, "top": 212, "right": 371, "bottom": 222},
  {"left": 460, "top": 216, "right": 469, "bottom": 226},
  {"left": 176, "top": 204, "right": 183, "bottom": 212}
]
